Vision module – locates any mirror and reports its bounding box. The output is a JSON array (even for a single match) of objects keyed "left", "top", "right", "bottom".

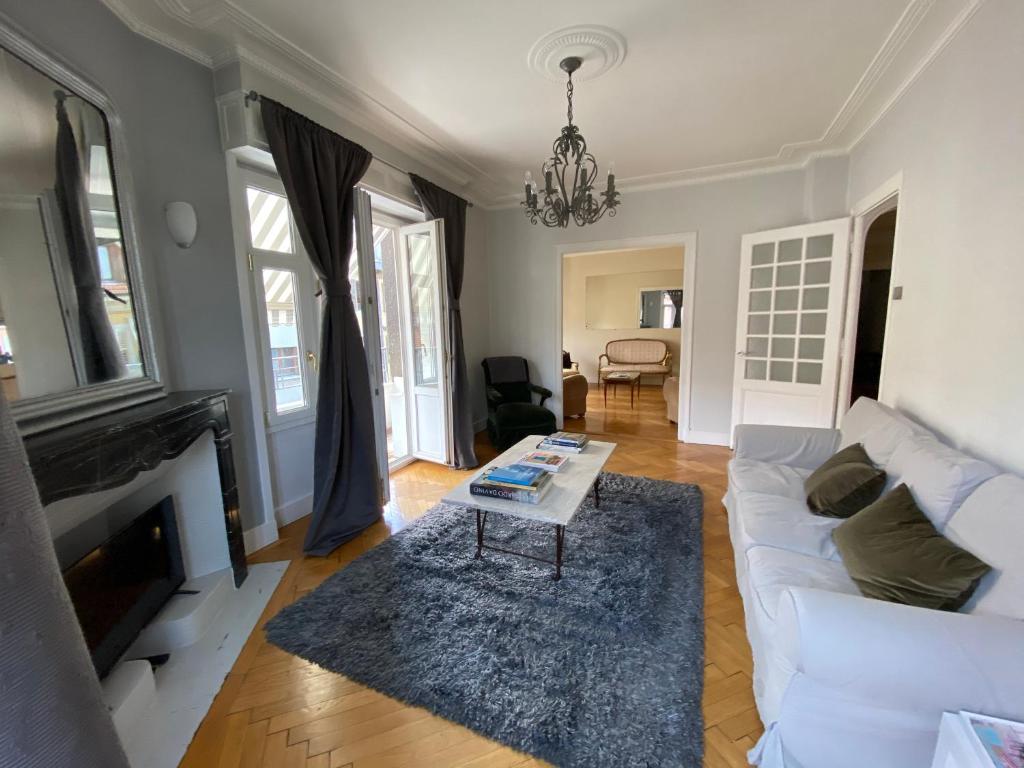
[
  {"left": 584, "top": 269, "right": 683, "bottom": 330},
  {"left": 0, "top": 25, "right": 160, "bottom": 430}
]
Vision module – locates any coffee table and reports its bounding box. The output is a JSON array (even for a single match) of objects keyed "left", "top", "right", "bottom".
[
  {"left": 602, "top": 370, "right": 640, "bottom": 407},
  {"left": 441, "top": 435, "right": 616, "bottom": 580}
]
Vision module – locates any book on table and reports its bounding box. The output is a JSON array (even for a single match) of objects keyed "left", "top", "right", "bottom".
[
  {"left": 538, "top": 431, "right": 588, "bottom": 453},
  {"left": 470, "top": 467, "right": 552, "bottom": 504},
  {"left": 484, "top": 463, "right": 547, "bottom": 486},
  {"left": 518, "top": 450, "right": 570, "bottom": 472}
]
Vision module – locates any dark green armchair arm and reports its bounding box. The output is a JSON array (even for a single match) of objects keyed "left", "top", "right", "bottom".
[{"left": 530, "top": 384, "right": 553, "bottom": 406}]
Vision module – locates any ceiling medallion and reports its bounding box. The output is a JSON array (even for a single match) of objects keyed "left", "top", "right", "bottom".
[
  {"left": 522, "top": 56, "right": 621, "bottom": 228},
  {"left": 527, "top": 24, "right": 627, "bottom": 82}
]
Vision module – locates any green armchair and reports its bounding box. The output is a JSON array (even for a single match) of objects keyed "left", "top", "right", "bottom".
[{"left": 481, "top": 356, "right": 556, "bottom": 451}]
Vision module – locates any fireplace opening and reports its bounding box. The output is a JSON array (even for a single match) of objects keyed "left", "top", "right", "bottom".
[{"left": 60, "top": 495, "right": 185, "bottom": 678}]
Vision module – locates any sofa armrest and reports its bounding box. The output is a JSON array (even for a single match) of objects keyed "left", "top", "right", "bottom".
[
  {"left": 776, "top": 587, "right": 1024, "bottom": 717},
  {"left": 732, "top": 424, "right": 840, "bottom": 469},
  {"left": 530, "top": 383, "right": 553, "bottom": 406}
]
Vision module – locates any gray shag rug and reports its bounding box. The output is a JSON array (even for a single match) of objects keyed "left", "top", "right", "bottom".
[{"left": 265, "top": 472, "right": 704, "bottom": 767}]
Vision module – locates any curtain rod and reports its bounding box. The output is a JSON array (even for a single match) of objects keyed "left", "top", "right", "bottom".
[{"left": 244, "top": 89, "right": 472, "bottom": 207}]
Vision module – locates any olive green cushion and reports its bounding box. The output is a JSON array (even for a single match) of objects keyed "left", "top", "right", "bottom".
[
  {"left": 833, "top": 484, "right": 991, "bottom": 611},
  {"left": 804, "top": 443, "right": 886, "bottom": 518}
]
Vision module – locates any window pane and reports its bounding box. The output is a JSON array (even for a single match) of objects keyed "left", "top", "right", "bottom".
[
  {"left": 799, "top": 338, "right": 825, "bottom": 360},
  {"left": 778, "top": 239, "right": 802, "bottom": 262},
  {"left": 803, "top": 287, "right": 829, "bottom": 310},
  {"left": 262, "top": 268, "right": 305, "bottom": 413},
  {"left": 748, "top": 314, "right": 770, "bottom": 334},
  {"left": 797, "top": 362, "right": 822, "bottom": 385},
  {"left": 774, "top": 289, "right": 799, "bottom": 311},
  {"left": 771, "top": 337, "right": 795, "bottom": 359},
  {"left": 407, "top": 232, "right": 439, "bottom": 386},
  {"left": 776, "top": 264, "right": 801, "bottom": 287},
  {"left": 751, "top": 243, "right": 775, "bottom": 265},
  {"left": 751, "top": 266, "right": 772, "bottom": 289},
  {"left": 773, "top": 313, "right": 797, "bottom": 335},
  {"left": 770, "top": 361, "right": 793, "bottom": 382},
  {"left": 801, "top": 312, "right": 827, "bottom": 335},
  {"left": 746, "top": 337, "right": 768, "bottom": 357},
  {"left": 806, "top": 234, "right": 833, "bottom": 260},
  {"left": 749, "top": 291, "right": 771, "bottom": 312},
  {"left": 745, "top": 359, "right": 767, "bottom": 380},
  {"left": 247, "top": 187, "right": 293, "bottom": 253},
  {"left": 805, "top": 261, "right": 831, "bottom": 285}
]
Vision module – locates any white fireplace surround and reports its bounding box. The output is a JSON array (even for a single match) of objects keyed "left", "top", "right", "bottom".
[{"left": 45, "top": 433, "right": 286, "bottom": 768}]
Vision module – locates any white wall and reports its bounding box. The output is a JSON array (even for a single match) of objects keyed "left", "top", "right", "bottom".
[
  {"left": 562, "top": 247, "right": 683, "bottom": 383},
  {"left": 845, "top": 0, "right": 1024, "bottom": 473},
  {"left": 485, "top": 164, "right": 846, "bottom": 442}
]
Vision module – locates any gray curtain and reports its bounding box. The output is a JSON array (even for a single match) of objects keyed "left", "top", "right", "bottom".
[
  {"left": 668, "top": 289, "right": 683, "bottom": 329},
  {"left": 0, "top": 388, "right": 130, "bottom": 768},
  {"left": 260, "top": 98, "right": 381, "bottom": 556},
  {"left": 409, "top": 174, "right": 477, "bottom": 469},
  {"left": 54, "top": 94, "right": 125, "bottom": 383}
]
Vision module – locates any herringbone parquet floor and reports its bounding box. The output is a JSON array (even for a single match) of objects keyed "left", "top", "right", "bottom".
[{"left": 180, "top": 384, "right": 759, "bottom": 768}]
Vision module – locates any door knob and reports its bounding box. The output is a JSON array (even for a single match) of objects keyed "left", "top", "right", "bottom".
[{"left": 736, "top": 351, "right": 747, "bottom": 358}]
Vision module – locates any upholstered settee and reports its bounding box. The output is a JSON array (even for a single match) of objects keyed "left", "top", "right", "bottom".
[
  {"left": 598, "top": 339, "right": 671, "bottom": 384},
  {"left": 726, "top": 398, "right": 1024, "bottom": 768}
]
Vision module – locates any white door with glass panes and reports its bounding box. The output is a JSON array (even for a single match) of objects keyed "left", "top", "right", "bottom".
[
  {"left": 731, "top": 217, "right": 851, "bottom": 434},
  {"left": 243, "top": 173, "right": 320, "bottom": 429},
  {"left": 399, "top": 220, "right": 453, "bottom": 464}
]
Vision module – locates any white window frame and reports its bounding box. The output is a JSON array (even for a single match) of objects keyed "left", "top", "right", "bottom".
[{"left": 240, "top": 168, "right": 320, "bottom": 430}]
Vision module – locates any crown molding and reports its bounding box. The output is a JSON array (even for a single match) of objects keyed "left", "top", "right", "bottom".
[{"left": 99, "top": 0, "right": 982, "bottom": 209}]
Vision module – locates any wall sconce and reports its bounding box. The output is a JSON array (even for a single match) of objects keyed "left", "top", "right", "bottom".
[{"left": 164, "top": 202, "right": 197, "bottom": 249}]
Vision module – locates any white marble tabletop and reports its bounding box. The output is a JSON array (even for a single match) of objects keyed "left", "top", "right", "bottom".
[{"left": 441, "top": 435, "right": 616, "bottom": 525}]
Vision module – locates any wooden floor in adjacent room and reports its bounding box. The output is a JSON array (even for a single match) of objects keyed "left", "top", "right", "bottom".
[{"left": 181, "top": 384, "right": 760, "bottom": 768}]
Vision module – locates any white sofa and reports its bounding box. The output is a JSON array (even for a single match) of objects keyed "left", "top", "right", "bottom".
[{"left": 725, "top": 398, "right": 1024, "bottom": 768}]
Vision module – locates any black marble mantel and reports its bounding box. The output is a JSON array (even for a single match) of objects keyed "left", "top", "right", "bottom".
[{"left": 23, "top": 390, "right": 247, "bottom": 587}]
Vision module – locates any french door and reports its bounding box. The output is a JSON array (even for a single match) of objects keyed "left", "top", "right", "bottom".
[
  {"left": 398, "top": 220, "right": 453, "bottom": 464},
  {"left": 731, "top": 217, "right": 851, "bottom": 434}
]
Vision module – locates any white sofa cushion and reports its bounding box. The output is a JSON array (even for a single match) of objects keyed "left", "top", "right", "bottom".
[
  {"left": 945, "top": 474, "right": 1024, "bottom": 620},
  {"left": 886, "top": 437, "right": 999, "bottom": 529},
  {"left": 839, "top": 397, "right": 934, "bottom": 466},
  {"left": 731, "top": 491, "right": 842, "bottom": 561},
  {"left": 728, "top": 458, "right": 811, "bottom": 500},
  {"left": 745, "top": 546, "right": 858, "bottom": 629}
]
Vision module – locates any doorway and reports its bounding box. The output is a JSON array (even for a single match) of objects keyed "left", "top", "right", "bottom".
[
  {"left": 554, "top": 233, "right": 697, "bottom": 442},
  {"left": 849, "top": 209, "right": 895, "bottom": 403}
]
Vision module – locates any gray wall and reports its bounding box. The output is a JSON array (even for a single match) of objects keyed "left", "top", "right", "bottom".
[
  {"left": 483, "top": 163, "right": 847, "bottom": 440},
  {"left": 845, "top": 0, "right": 1024, "bottom": 473},
  {"left": 0, "top": 0, "right": 270, "bottom": 529}
]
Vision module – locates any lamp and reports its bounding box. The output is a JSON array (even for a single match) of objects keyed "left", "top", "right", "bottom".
[
  {"left": 164, "top": 202, "right": 197, "bottom": 248},
  {"left": 522, "top": 56, "right": 621, "bottom": 228}
]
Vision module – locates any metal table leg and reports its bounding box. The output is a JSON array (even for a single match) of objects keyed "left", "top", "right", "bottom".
[
  {"left": 554, "top": 524, "right": 564, "bottom": 580},
  {"left": 474, "top": 508, "right": 487, "bottom": 559}
]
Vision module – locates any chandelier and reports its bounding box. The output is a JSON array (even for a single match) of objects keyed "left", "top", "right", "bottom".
[{"left": 522, "top": 56, "right": 621, "bottom": 228}]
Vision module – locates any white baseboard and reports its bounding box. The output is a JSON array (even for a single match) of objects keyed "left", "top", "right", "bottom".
[
  {"left": 275, "top": 492, "right": 313, "bottom": 527},
  {"left": 242, "top": 517, "right": 279, "bottom": 554},
  {"left": 683, "top": 430, "right": 730, "bottom": 447}
]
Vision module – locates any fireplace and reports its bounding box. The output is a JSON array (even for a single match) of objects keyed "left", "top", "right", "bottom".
[{"left": 60, "top": 496, "right": 186, "bottom": 678}]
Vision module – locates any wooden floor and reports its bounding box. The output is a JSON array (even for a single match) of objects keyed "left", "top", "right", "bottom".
[{"left": 181, "top": 384, "right": 760, "bottom": 768}]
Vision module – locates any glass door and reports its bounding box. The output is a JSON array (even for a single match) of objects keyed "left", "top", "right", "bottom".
[{"left": 399, "top": 219, "right": 452, "bottom": 464}]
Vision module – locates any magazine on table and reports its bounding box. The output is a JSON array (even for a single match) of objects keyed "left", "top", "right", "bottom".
[
  {"left": 518, "top": 450, "right": 570, "bottom": 472},
  {"left": 961, "top": 711, "right": 1024, "bottom": 768},
  {"left": 544, "top": 431, "right": 588, "bottom": 447}
]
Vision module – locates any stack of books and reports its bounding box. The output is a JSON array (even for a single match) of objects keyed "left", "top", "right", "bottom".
[
  {"left": 470, "top": 463, "right": 553, "bottom": 504},
  {"left": 518, "top": 450, "right": 570, "bottom": 472},
  {"left": 538, "top": 431, "right": 589, "bottom": 453}
]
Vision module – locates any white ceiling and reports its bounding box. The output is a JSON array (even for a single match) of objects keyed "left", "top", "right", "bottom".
[{"left": 102, "top": 0, "right": 980, "bottom": 205}]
